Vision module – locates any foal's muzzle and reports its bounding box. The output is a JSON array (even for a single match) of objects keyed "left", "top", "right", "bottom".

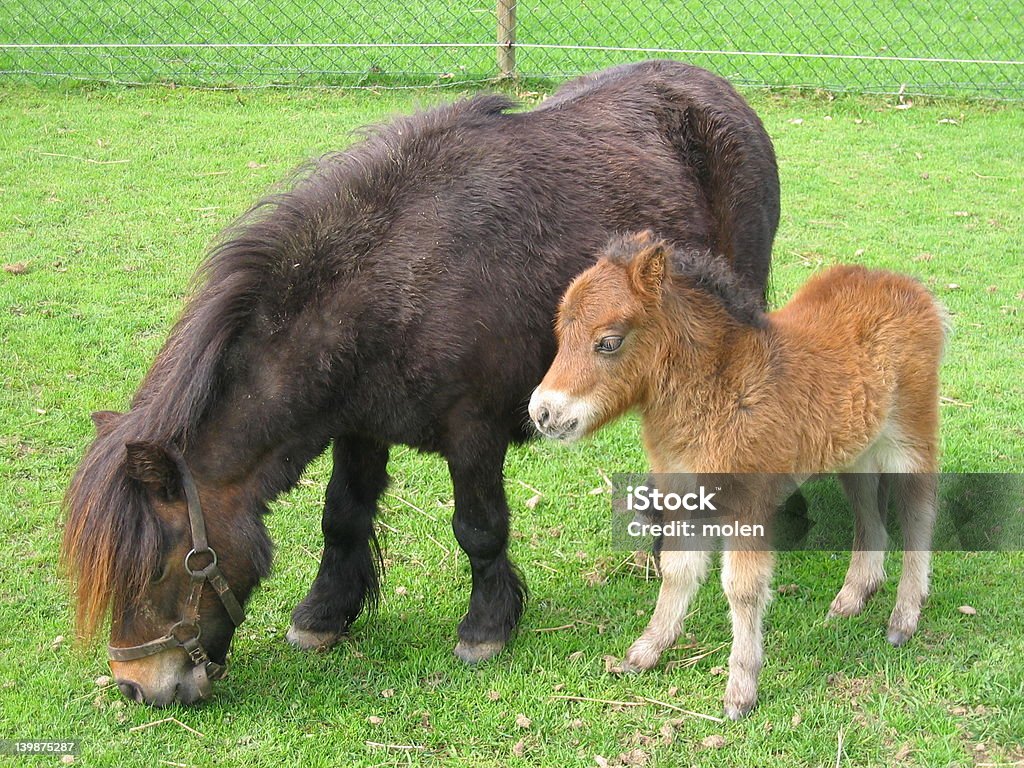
[{"left": 528, "top": 387, "right": 590, "bottom": 442}]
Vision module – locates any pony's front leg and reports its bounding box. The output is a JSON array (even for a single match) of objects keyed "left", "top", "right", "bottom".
[
  {"left": 288, "top": 437, "right": 390, "bottom": 650},
  {"left": 622, "top": 548, "right": 710, "bottom": 671},
  {"left": 447, "top": 431, "right": 524, "bottom": 664},
  {"left": 721, "top": 547, "right": 775, "bottom": 720}
]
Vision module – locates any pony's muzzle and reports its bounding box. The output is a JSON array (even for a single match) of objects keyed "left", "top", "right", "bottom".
[{"left": 110, "top": 652, "right": 213, "bottom": 706}]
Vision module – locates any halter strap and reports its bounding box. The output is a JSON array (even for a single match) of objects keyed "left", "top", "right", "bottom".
[{"left": 107, "top": 446, "right": 246, "bottom": 688}]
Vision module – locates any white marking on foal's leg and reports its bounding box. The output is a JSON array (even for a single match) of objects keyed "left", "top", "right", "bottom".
[
  {"left": 831, "top": 472, "right": 888, "bottom": 618},
  {"left": 887, "top": 473, "right": 937, "bottom": 646},
  {"left": 721, "top": 548, "right": 775, "bottom": 720},
  {"left": 622, "top": 548, "right": 710, "bottom": 672}
]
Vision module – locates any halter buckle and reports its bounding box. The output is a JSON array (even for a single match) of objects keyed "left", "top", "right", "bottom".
[{"left": 180, "top": 635, "right": 210, "bottom": 667}]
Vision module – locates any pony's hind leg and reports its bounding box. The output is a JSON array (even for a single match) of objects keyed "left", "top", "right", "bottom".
[
  {"left": 447, "top": 429, "right": 524, "bottom": 664},
  {"left": 288, "top": 436, "right": 390, "bottom": 650},
  {"left": 886, "top": 472, "right": 937, "bottom": 646},
  {"left": 721, "top": 547, "right": 775, "bottom": 720},
  {"left": 829, "top": 472, "right": 888, "bottom": 618},
  {"left": 621, "top": 548, "right": 711, "bottom": 672}
]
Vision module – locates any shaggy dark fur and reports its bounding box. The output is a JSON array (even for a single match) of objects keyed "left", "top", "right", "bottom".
[{"left": 64, "top": 60, "right": 780, "bottom": 676}]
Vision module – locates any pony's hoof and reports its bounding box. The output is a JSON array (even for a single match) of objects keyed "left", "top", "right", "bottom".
[
  {"left": 453, "top": 640, "right": 505, "bottom": 664},
  {"left": 724, "top": 676, "right": 758, "bottom": 720},
  {"left": 286, "top": 624, "right": 341, "bottom": 651},
  {"left": 886, "top": 621, "right": 917, "bottom": 647}
]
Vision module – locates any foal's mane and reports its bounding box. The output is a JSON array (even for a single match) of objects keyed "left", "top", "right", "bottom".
[
  {"left": 62, "top": 93, "right": 517, "bottom": 638},
  {"left": 604, "top": 233, "right": 766, "bottom": 328}
]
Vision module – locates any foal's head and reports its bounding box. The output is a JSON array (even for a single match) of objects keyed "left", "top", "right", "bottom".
[
  {"left": 529, "top": 231, "right": 676, "bottom": 441},
  {"left": 62, "top": 411, "right": 272, "bottom": 706},
  {"left": 530, "top": 231, "right": 765, "bottom": 442}
]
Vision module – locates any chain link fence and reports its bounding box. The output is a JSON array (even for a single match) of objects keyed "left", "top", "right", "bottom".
[{"left": 2, "top": 0, "right": 1021, "bottom": 98}]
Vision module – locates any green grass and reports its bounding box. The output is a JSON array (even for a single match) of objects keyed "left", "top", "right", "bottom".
[
  {"left": 1, "top": 83, "right": 1023, "bottom": 766},
  {"left": 1, "top": 0, "right": 1021, "bottom": 97}
]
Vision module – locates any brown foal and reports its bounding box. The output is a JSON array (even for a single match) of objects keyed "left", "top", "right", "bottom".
[{"left": 530, "top": 231, "right": 948, "bottom": 719}]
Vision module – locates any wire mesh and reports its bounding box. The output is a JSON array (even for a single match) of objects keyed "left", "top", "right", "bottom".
[{"left": 1, "top": 0, "right": 1021, "bottom": 98}]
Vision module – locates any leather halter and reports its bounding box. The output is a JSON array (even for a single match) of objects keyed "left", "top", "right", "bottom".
[{"left": 107, "top": 446, "right": 246, "bottom": 698}]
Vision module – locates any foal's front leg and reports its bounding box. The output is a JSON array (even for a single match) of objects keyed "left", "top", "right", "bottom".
[
  {"left": 721, "top": 547, "right": 775, "bottom": 720},
  {"left": 622, "top": 548, "right": 711, "bottom": 671}
]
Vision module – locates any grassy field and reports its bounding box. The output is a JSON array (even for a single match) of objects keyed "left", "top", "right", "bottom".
[
  {"left": 1, "top": 0, "right": 1021, "bottom": 97},
  {"left": 1, "top": 81, "right": 1023, "bottom": 766}
]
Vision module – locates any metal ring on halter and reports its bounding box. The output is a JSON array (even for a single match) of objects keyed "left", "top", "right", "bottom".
[{"left": 184, "top": 547, "right": 217, "bottom": 576}]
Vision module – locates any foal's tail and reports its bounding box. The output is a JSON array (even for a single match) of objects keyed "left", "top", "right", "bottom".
[{"left": 934, "top": 299, "right": 954, "bottom": 359}]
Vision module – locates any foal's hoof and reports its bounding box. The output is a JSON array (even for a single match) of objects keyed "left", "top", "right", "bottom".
[
  {"left": 886, "top": 628, "right": 913, "bottom": 647},
  {"left": 828, "top": 590, "right": 866, "bottom": 619},
  {"left": 621, "top": 641, "right": 661, "bottom": 673},
  {"left": 724, "top": 675, "right": 758, "bottom": 720},
  {"left": 286, "top": 624, "right": 342, "bottom": 651},
  {"left": 453, "top": 640, "right": 505, "bottom": 664},
  {"left": 612, "top": 659, "right": 641, "bottom": 675},
  {"left": 723, "top": 696, "right": 757, "bottom": 721},
  {"left": 886, "top": 612, "right": 918, "bottom": 647}
]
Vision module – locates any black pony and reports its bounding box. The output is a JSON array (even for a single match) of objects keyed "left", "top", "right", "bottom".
[{"left": 62, "top": 60, "right": 780, "bottom": 706}]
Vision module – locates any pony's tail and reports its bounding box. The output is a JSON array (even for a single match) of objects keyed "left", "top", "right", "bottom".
[{"left": 658, "top": 69, "right": 780, "bottom": 308}]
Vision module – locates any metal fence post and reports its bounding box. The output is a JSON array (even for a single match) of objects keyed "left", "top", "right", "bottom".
[{"left": 497, "top": 0, "right": 516, "bottom": 78}]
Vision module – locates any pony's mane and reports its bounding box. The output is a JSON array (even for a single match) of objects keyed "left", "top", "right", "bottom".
[
  {"left": 62, "top": 93, "right": 516, "bottom": 638},
  {"left": 131, "top": 92, "right": 518, "bottom": 450},
  {"left": 62, "top": 426, "right": 164, "bottom": 638},
  {"left": 604, "top": 233, "right": 766, "bottom": 328}
]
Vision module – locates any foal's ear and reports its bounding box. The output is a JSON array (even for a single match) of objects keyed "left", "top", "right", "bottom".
[
  {"left": 125, "top": 441, "right": 180, "bottom": 498},
  {"left": 91, "top": 410, "right": 124, "bottom": 437},
  {"left": 629, "top": 240, "right": 669, "bottom": 300}
]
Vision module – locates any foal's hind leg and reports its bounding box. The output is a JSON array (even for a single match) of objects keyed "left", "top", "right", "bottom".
[
  {"left": 886, "top": 472, "right": 937, "bottom": 646},
  {"left": 447, "top": 429, "right": 524, "bottom": 664},
  {"left": 288, "top": 436, "right": 390, "bottom": 650},
  {"left": 829, "top": 472, "right": 889, "bottom": 618}
]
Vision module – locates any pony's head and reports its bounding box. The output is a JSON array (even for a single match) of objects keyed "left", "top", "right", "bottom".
[
  {"left": 529, "top": 231, "right": 673, "bottom": 442},
  {"left": 61, "top": 411, "right": 272, "bottom": 706}
]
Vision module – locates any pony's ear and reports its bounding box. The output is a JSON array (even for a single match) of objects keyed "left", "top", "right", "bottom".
[
  {"left": 91, "top": 410, "right": 124, "bottom": 437},
  {"left": 125, "top": 442, "right": 180, "bottom": 498},
  {"left": 629, "top": 238, "right": 669, "bottom": 300}
]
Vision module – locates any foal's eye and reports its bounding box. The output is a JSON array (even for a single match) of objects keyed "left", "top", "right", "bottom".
[{"left": 596, "top": 335, "right": 624, "bottom": 354}]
